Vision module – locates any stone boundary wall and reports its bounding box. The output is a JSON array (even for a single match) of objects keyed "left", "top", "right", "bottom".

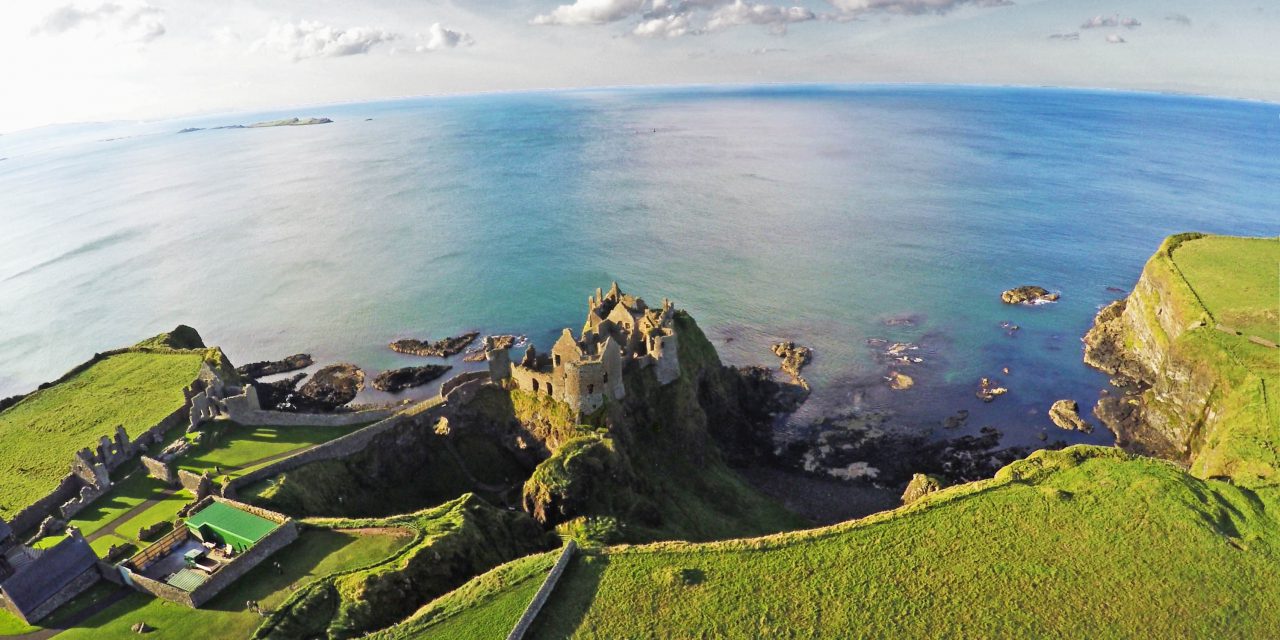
[
  {"left": 141, "top": 455, "right": 177, "bottom": 485},
  {"left": 506, "top": 540, "right": 577, "bottom": 640},
  {"left": 442, "top": 378, "right": 490, "bottom": 407},
  {"left": 440, "top": 371, "right": 491, "bottom": 398},
  {"left": 221, "top": 399, "right": 449, "bottom": 498},
  {"left": 187, "top": 520, "right": 298, "bottom": 607},
  {"left": 177, "top": 470, "right": 206, "bottom": 494},
  {"left": 123, "top": 568, "right": 198, "bottom": 607},
  {"left": 9, "top": 474, "right": 81, "bottom": 538},
  {"left": 221, "top": 388, "right": 398, "bottom": 428}
]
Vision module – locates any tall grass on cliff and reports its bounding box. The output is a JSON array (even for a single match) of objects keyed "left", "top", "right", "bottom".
[{"left": 522, "top": 446, "right": 1280, "bottom": 638}]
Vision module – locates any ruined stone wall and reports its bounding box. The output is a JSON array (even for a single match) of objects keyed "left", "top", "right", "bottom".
[
  {"left": 122, "top": 569, "right": 197, "bottom": 607},
  {"left": 9, "top": 474, "right": 81, "bottom": 538},
  {"left": 440, "top": 371, "right": 491, "bottom": 399},
  {"left": 221, "top": 386, "right": 397, "bottom": 428},
  {"left": 652, "top": 332, "right": 681, "bottom": 385},
  {"left": 141, "top": 456, "right": 177, "bottom": 485}
]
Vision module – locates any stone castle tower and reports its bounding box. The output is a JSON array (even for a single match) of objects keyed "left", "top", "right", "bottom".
[{"left": 487, "top": 282, "right": 680, "bottom": 414}]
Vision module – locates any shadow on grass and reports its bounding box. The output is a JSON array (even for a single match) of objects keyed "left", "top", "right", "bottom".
[
  {"left": 527, "top": 552, "right": 608, "bottom": 638},
  {"left": 202, "top": 529, "right": 360, "bottom": 613}
]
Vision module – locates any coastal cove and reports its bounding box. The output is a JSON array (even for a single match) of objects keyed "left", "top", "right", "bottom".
[{"left": 1, "top": 85, "right": 1277, "bottom": 454}]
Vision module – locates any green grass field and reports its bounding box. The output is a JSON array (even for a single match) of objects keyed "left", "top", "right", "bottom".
[
  {"left": 0, "top": 582, "right": 124, "bottom": 637},
  {"left": 0, "top": 351, "right": 203, "bottom": 517},
  {"left": 175, "top": 421, "right": 369, "bottom": 476},
  {"left": 1172, "top": 235, "right": 1279, "bottom": 343},
  {"left": 52, "top": 528, "right": 411, "bottom": 640},
  {"left": 372, "top": 552, "right": 557, "bottom": 639},
  {"left": 526, "top": 447, "right": 1280, "bottom": 638}
]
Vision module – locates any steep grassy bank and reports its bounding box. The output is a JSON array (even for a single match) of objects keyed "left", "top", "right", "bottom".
[
  {"left": 252, "top": 494, "right": 554, "bottom": 639},
  {"left": 527, "top": 447, "right": 1280, "bottom": 638},
  {"left": 1084, "top": 233, "right": 1279, "bottom": 486}
]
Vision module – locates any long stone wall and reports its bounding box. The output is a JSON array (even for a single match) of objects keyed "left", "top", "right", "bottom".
[
  {"left": 222, "top": 397, "right": 450, "bottom": 498},
  {"left": 506, "top": 541, "right": 578, "bottom": 640},
  {"left": 9, "top": 474, "right": 81, "bottom": 538},
  {"left": 221, "top": 387, "right": 398, "bottom": 428}
]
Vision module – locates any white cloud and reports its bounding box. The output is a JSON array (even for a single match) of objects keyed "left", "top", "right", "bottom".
[
  {"left": 33, "top": 1, "right": 165, "bottom": 44},
  {"left": 1165, "top": 13, "right": 1191, "bottom": 27},
  {"left": 1106, "top": 33, "right": 1126, "bottom": 44},
  {"left": 1048, "top": 32, "right": 1079, "bottom": 41},
  {"left": 706, "top": 1, "right": 816, "bottom": 34},
  {"left": 826, "top": 0, "right": 1012, "bottom": 16},
  {"left": 417, "top": 23, "right": 475, "bottom": 51},
  {"left": 254, "top": 21, "right": 398, "bottom": 61},
  {"left": 633, "top": 14, "right": 692, "bottom": 38},
  {"left": 533, "top": 0, "right": 648, "bottom": 26}
]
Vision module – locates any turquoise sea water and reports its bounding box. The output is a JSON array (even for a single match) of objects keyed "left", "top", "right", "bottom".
[{"left": 1, "top": 85, "right": 1276, "bottom": 449}]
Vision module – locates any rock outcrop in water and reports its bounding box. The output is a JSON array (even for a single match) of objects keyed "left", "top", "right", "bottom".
[
  {"left": 771, "top": 341, "right": 812, "bottom": 385},
  {"left": 1048, "top": 399, "right": 1093, "bottom": 433},
  {"left": 298, "top": 364, "right": 364, "bottom": 408},
  {"left": 389, "top": 332, "right": 480, "bottom": 357},
  {"left": 371, "top": 365, "right": 452, "bottom": 392},
  {"left": 1001, "top": 286, "right": 1060, "bottom": 305},
  {"left": 236, "top": 354, "right": 314, "bottom": 379}
]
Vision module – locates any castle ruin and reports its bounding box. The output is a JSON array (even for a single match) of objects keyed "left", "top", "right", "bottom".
[{"left": 487, "top": 283, "right": 681, "bottom": 414}]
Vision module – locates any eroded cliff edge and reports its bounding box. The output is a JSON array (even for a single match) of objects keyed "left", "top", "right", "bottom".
[{"left": 1083, "top": 232, "right": 1279, "bottom": 487}]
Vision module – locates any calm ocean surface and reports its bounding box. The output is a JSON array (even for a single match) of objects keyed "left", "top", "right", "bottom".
[{"left": 1, "top": 85, "right": 1277, "bottom": 448}]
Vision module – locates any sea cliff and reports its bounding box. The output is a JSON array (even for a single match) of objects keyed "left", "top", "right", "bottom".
[{"left": 1083, "top": 232, "right": 1279, "bottom": 487}]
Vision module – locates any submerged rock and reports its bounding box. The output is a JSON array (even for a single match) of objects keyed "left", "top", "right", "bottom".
[
  {"left": 901, "top": 473, "right": 948, "bottom": 505},
  {"left": 942, "top": 409, "right": 969, "bottom": 429},
  {"left": 1001, "top": 286, "right": 1061, "bottom": 305},
  {"left": 372, "top": 365, "right": 452, "bottom": 393},
  {"left": 299, "top": 364, "right": 365, "bottom": 408},
  {"left": 236, "top": 353, "right": 314, "bottom": 379},
  {"left": 390, "top": 332, "right": 480, "bottom": 357},
  {"left": 887, "top": 371, "right": 915, "bottom": 390},
  {"left": 1049, "top": 399, "right": 1094, "bottom": 433},
  {"left": 771, "top": 341, "right": 813, "bottom": 382}
]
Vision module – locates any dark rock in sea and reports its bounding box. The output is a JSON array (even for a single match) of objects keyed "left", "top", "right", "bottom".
[
  {"left": 1001, "top": 285, "right": 1061, "bottom": 305},
  {"left": 372, "top": 365, "right": 452, "bottom": 393},
  {"left": 942, "top": 409, "right": 969, "bottom": 429},
  {"left": 901, "top": 473, "right": 948, "bottom": 505},
  {"left": 1106, "top": 286, "right": 1127, "bottom": 293},
  {"left": 771, "top": 341, "right": 813, "bottom": 383},
  {"left": 1000, "top": 321, "right": 1020, "bottom": 336},
  {"left": 976, "top": 377, "right": 1008, "bottom": 402},
  {"left": 299, "top": 364, "right": 365, "bottom": 409},
  {"left": 1049, "top": 399, "right": 1094, "bottom": 433},
  {"left": 390, "top": 332, "right": 480, "bottom": 357},
  {"left": 883, "top": 314, "right": 922, "bottom": 327},
  {"left": 252, "top": 373, "right": 306, "bottom": 412},
  {"left": 236, "top": 353, "right": 314, "bottom": 379}
]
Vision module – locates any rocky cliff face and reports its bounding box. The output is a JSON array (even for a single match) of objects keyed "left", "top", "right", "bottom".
[{"left": 1083, "top": 233, "right": 1278, "bottom": 487}]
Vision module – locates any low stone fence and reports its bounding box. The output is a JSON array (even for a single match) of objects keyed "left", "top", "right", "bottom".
[
  {"left": 9, "top": 473, "right": 81, "bottom": 537},
  {"left": 141, "top": 455, "right": 177, "bottom": 485},
  {"left": 441, "top": 371, "right": 491, "bottom": 399},
  {"left": 507, "top": 540, "right": 578, "bottom": 640},
  {"left": 221, "top": 388, "right": 398, "bottom": 428}
]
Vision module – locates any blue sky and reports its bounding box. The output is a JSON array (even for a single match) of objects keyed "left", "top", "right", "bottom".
[{"left": 1, "top": 0, "right": 1276, "bottom": 132}]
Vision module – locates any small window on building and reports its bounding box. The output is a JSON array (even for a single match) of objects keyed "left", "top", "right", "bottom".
[
  {"left": 547, "top": 383, "right": 554, "bottom": 396},
  {"left": 532, "top": 380, "right": 539, "bottom": 393},
  {"left": 603, "top": 373, "right": 608, "bottom": 383},
  {"left": 588, "top": 384, "right": 594, "bottom": 394},
  {"left": 555, "top": 355, "right": 561, "bottom": 366}
]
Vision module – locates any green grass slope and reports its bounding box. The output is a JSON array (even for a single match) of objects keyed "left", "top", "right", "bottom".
[
  {"left": 530, "top": 447, "right": 1280, "bottom": 639},
  {"left": 1173, "top": 235, "right": 1279, "bottom": 343},
  {"left": 252, "top": 494, "right": 554, "bottom": 640},
  {"left": 0, "top": 349, "right": 203, "bottom": 517},
  {"left": 371, "top": 551, "right": 558, "bottom": 640}
]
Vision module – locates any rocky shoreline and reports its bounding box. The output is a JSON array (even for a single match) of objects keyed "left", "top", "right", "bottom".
[
  {"left": 372, "top": 365, "right": 452, "bottom": 393},
  {"left": 236, "top": 353, "right": 314, "bottom": 379}
]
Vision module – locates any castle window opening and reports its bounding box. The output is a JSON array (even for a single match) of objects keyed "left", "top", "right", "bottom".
[
  {"left": 603, "top": 373, "right": 608, "bottom": 383},
  {"left": 547, "top": 383, "right": 554, "bottom": 396},
  {"left": 588, "top": 384, "right": 594, "bottom": 394},
  {"left": 532, "top": 380, "right": 540, "bottom": 393},
  {"left": 555, "top": 355, "right": 561, "bottom": 366}
]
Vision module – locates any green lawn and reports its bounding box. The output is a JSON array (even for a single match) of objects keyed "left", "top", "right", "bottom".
[
  {"left": 1172, "top": 235, "right": 1279, "bottom": 343},
  {"left": 56, "top": 528, "right": 411, "bottom": 640},
  {"left": 175, "top": 422, "right": 369, "bottom": 477},
  {"left": 518, "top": 447, "right": 1280, "bottom": 639},
  {"left": 0, "top": 351, "right": 203, "bottom": 518},
  {"left": 372, "top": 551, "right": 557, "bottom": 639},
  {"left": 0, "top": 581, "right": 125, "bottom": 637}
]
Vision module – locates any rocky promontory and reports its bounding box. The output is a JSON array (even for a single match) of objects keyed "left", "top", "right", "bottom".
[
  {"left": 390, "top": 332, "right": 480, "bottom": 358},
  {"left": 372, "top": 365, "right": 452, "bottom": 393},
  {"left": 1001, "top": 286, "right": 1060, "bottom": 305},
  {"left": 236, "top": 353, "right": 314, "bottom": 379},
  {"left": 1083, "top": 233, "right": 1279, "bottom": 486}
]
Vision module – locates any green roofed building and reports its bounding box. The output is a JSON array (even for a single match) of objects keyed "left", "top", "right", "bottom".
[{"left": 184, "top": 502, "right": 278, "bottom": 553}]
